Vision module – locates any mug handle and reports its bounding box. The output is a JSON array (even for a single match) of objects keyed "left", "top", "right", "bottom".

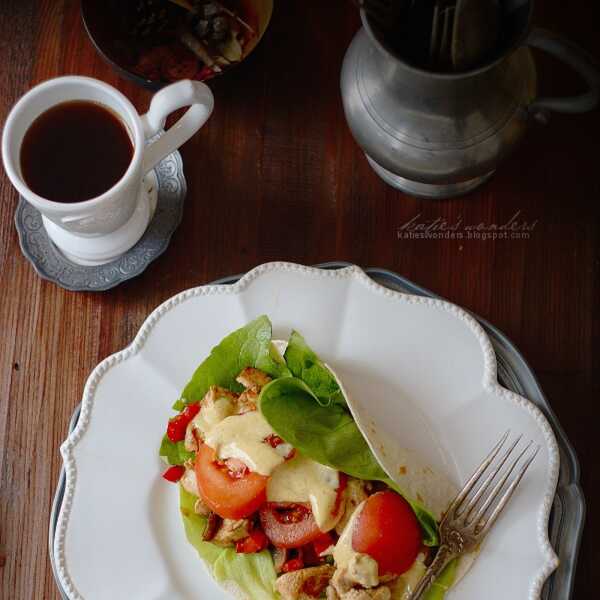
[
  {"left": 140, "top": 80, "right": 214, "bottom": 173},
  {"left": 526, "top": 27, "right": 600, "bottom": 122}
]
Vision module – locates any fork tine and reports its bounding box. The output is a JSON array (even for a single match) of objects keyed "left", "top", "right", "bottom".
[
  {"left": 478, "top": 445, "right": 540, "bottom": 536},
  {"left": 446, "top": 430, "right": 510, "bottom": 518},
  {"left": 468, "top": 440, "right": 534, "bottom": 527},
  {"left": 461, "top": 434, "right": 522, "bottom": 521}
]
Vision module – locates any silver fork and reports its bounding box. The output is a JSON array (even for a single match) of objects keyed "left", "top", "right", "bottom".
[{"left": 407, "top": 431, "right": 540, "bottom": 600}]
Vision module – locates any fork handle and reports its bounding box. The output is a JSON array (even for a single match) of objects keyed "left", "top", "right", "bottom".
[{"left": 406, "top": 544, "right": 457, "bottom": 600}]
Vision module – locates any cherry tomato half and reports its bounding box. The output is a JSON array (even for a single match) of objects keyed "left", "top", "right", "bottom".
[
  {"left": 259, "top": 502, "right": 322, "bottom": 549},
  {"left": 194, "top": 444, "right": 268, "bottom": 520},
  {"left": 352, "top": 491, "right": 422, "bottom": 576}
]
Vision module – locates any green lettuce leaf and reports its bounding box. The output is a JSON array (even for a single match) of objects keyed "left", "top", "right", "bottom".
[
  {"left": 259, "top": 377, "right": 439, "bottom": 546},
  {"left": 180, "top": 487, "right": 277, "bottom": 597},
  {"left": 159, "top": 435, "right": 195, "bottom": 466},
  {"left": 213, "top": 549, "right": 277, "bottom": 600},
  {"left": 283, "top": 331, "right": 346, "bottom": 407},
  {"left": 180, "top": 315, "right": 290, "bottom": 405},
  {"left": 423, "top": 559, "right": 458, "bottom": 600},
  {"left": 180, "top": 486, "right": 224, "bottom": 566}
]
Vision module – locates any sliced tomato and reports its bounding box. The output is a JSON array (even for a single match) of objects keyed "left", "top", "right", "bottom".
[
  {"left": 194, "top": 444, "right": 267, "bottom": 520},
  {"left": 352, "top": 491, "right": 422, "bottom": 576},
  {"left": 259, "top": 502, "right": 322, "bottom": 549}
]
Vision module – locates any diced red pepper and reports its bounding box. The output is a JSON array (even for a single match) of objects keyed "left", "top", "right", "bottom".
[
  {"left": 281, "top": 557, "right": 304, "bottom": 573},
  {"left": 166, "top": 402, "right": 200, "bottom": 442},
  {"left": 167, "top": 414, "right": 188, "bottom": 442},
  {"left": 236, "top": 529, "right": 269, "bottom": 554},
  {"left": 312, "top": 532, "right": 334, "bottom": 556},
  {"left": 182, "top": 402, "right": 201, "bottom": 421},
  {"left": 162, "top": 465, "right": 186, "bottom": 482}
]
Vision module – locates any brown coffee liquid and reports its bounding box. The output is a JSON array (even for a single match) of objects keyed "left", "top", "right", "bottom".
[{"left": 20, "top": 100, "right": 133, "bottom": 203}]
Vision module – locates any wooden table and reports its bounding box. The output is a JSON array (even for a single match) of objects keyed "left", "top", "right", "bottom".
[{"left": 0, "top": 1, "right": 598, "bottom": 597}]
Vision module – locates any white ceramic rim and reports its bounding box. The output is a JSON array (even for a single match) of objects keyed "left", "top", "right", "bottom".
[
  {"left": 1, "top": 76, "right": 145, "bottom": 213},
  {"left": 53, "top": 262, "right": 560, "bottom": 599}
]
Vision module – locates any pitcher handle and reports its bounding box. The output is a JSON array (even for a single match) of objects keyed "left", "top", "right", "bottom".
[
  {"left": 140, "top": 80, "right": 214, "bottom": 173},
  {"left": 526, "top": 27, "right": 600, "bottom": 121}
]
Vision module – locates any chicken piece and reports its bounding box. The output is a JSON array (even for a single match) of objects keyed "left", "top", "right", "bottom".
[
  {"left": 180, "top": 465, "right": 200, "bottom": 497},
  {"left": 194, "top": 498, "right": 211, "bottom": 516},
  {"left": 335, "top": 478, "right": 369, "bottom": 535},
  {"left": 236, "top": 367, "right": 272, "bottom": 390},
  {"left": 184, "top": 421, "right": 199, "bottom": 452},
  {"left": 237, "top": 387, "right": 259, "bottom": 413},
  {"left": 275, "top": 565, "right": 335, "bottom": 600},
  {"left": 184, "top": 386, "right": 239, "bottom": 451},
  {"left": 337, "top": 588, "right": 391, "bottom": 600},
  {"left": 330, "top": 560, "right": 390, "bottom": 600},
  {"left": 212, "top": 518, "right": 250, "bottom": 546},
  {"left": 330, "top": 555, "right": 379, "bottom": 594}
]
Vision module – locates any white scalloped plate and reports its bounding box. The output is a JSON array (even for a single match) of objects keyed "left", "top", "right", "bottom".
[{"left": 54, "top": 262, "right": 559, "bottom": 599}]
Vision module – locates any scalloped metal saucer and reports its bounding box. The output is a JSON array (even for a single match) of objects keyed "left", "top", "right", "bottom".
[{"left": 15, "top": 149, "right": 186, "bottom": 292}]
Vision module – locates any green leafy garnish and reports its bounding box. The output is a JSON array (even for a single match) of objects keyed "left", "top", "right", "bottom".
[
  {"left": 259, "top": 377, "right": 439, "bottom": 546},
  {"left": 179, "top": 315, "right": 291, "bottom": 405},
  {"left": 159, "top": 436, "right": 195, "bottom": 466},
  {"left": 284, "top": 331, "right": 346, "bottom": 407}
]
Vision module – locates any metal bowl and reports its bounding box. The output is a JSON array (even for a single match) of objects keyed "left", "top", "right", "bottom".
[{"left": 81, "top": 0, "right": 274, "bottom": 90}]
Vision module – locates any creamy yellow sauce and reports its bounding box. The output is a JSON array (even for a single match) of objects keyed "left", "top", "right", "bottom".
[
  {"left": 191, "top": 395, "right": 236, "bottom": 439},
  {"left": 267, "top": 453, "right": 340, "bottom": 531},
  {"left": 333, "top": 500, "right": 367, "bottom": 571},
  {"left": 199, "top": 400, "right": 341, "bottom": 531},
  {"left": 204, "top": 411, "right": 284, "bottom": 476}
]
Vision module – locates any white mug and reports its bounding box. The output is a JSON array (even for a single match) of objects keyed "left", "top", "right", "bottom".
[{"left": 2, "top": 76, "right": 214, "bottom": 265}]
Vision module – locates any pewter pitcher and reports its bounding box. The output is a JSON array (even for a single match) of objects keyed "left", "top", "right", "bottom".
[{"left": 341, "top": 1, "right": 600, "bottom": 199}]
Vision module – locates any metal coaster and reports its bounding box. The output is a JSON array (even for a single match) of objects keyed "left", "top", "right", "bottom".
[
  {"left": 15, "top": 149, "right": 186, "bottom": 292},
  {"left": 49, "top": 263, "right": 584, "bottom": 600}
]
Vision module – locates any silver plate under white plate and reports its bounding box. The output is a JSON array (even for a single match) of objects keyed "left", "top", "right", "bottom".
[
  {"left": 15, "top": 149, "right": 186, "bottom": 292},
  {"left": 49, "top": 263, "right": 584, "bottom": 600}
]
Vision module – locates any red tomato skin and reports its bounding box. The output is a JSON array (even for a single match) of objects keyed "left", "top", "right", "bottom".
[
  {"left": 195, "top": 444, "right": 267, "bottom": 520},
  {"left": 259, "top": 503, "right": 323, "bottom": 549},
  {"left": 352, "top": 491, "right": 422, "bottom": 576}
]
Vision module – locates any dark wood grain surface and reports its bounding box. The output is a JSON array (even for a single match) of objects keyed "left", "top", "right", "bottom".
[{"left": 0, "top": 1, "right": 598, "bottom": 598}]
